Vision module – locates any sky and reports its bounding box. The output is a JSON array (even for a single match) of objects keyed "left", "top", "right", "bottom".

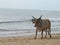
[{"left": 0, "top": 0, "right": 60, "bottom": 11}]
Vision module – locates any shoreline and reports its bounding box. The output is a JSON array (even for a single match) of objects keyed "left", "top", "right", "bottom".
[
  {"left": 0, "top": 33, "right": 60, "bottom": 38},
  {"left": 0, "top": 32, "right": 60, "bottom": 37}
]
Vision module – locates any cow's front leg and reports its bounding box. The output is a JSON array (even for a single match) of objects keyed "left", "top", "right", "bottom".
[
  {"left": 45, "top": 30, "right": 47, "bottom": 38},
  {"left": 41, "top": 30, "right": 43, "bottom": 39},
  {"left": 34, "top": 29, "right": 38, "bottom": 39}
]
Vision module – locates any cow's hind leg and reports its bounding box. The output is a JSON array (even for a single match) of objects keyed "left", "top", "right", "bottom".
[
  {"left": 41, "top": 30, "right": 43, "bottom": 39},
  {"left": 48, "top": 28, "right": 51, "bottom": 38},
  {"left": 34, "top": 29, "right": 38, "bottom": 39}
]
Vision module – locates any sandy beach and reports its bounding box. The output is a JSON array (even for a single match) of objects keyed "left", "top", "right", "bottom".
[{"left": 0, "top": 34, "right": 60, "bottom": 45}]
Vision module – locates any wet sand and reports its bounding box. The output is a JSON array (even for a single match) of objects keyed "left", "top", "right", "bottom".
[{"left": 0, "top": 34, "right": 60, "bottom": 45}]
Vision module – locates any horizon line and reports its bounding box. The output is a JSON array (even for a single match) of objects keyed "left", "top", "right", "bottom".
[{"left": 0, "top": 8, "right": 60, "bottom": 12}]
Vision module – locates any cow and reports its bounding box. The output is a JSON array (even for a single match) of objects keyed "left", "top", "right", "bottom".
[{"left": 32, "top": 15, "right": 51, "bottom": 39}]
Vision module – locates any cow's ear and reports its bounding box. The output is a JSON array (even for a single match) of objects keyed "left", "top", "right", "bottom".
[
  {"left": 39, "top": 15, "right": 43, "bottom": 19},
  {"left": 32, "top": 16, "right": 36, "bottom": 19}
]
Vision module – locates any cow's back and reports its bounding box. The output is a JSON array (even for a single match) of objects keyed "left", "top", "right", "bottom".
[
  {"left": 41, "top": 19, "right": 51, "bottom": 30},
  {"left": 36, "top": 19, "right": 51, "bottom": 31}
]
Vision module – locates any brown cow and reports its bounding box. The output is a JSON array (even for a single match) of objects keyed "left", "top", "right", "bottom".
[{"left": 32, "top": 16, "right": 51, "bottom": 39}]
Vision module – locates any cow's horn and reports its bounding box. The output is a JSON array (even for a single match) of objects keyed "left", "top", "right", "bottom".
[
  {"left": 32, "top": 16, "right": 36, "bottom": 19},
  {"left": 39, "top": 15, "right": 43, "bottom": 19}
]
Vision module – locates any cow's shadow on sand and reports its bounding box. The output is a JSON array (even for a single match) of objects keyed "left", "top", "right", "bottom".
[
  {"left": 37, "top": 35, "right": 60, "bottom": 39},
  {"left": 50, "top": 36, "right": 60, "bottom": 39}
]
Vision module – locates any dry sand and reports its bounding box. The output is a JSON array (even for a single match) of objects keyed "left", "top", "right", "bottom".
[{"left": 0, "top": 34, "right": 60, "bottom": 45}]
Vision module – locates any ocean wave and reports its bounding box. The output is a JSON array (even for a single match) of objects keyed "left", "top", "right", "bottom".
[
  {"left": 0, "top": 19, "right": 32, "bottom": 23},
  {"left": 0, "top": 19, "right": 60, "bottom": 24}
]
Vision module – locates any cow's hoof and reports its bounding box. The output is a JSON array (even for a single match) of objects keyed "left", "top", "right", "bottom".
[
  {"left": 45, "top": 36, "right": 47, "bottom": 38},
  {"left": 50, "top": 35, "right": 52, "bottom": 38},
  {"left": 41, "top": 37, "right": 43, "bottom": 39},
  {"left": 34, "top": 37, "right": 36, "bottom": 39}
]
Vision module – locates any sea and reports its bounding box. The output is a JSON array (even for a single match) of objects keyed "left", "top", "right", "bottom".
[{"left": 0, "top": 8, "right": 60, "bottom": 37}]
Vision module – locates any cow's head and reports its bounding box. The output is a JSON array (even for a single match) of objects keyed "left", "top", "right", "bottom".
[{"left": 32, "top": 15, "right": 43, "bottom": 27}]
